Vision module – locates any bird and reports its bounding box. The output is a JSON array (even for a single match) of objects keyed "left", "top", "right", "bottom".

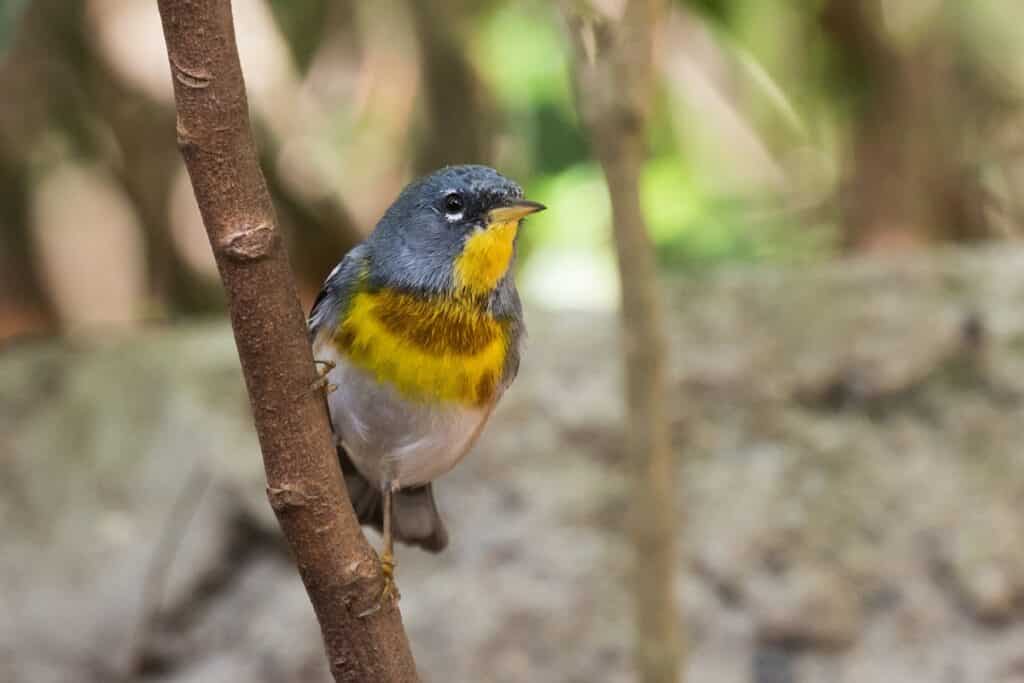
[{"left": 307, "top": 165, "right": 544, "bottom": 604}]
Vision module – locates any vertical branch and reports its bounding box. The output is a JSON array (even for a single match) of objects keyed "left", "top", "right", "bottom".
[
  {"left": 562, "top": 2, "right": 683, "bottom": 682},
  {"left": 155, "top": 2, "right": 419, "bottom": 681},
  {"left": 820, "top": 0, "right": 988, "bottom": 250}
]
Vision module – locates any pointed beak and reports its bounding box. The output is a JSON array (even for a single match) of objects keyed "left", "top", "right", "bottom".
[{"left": 487, "top": 198, "right": 547, "bottom": 224}]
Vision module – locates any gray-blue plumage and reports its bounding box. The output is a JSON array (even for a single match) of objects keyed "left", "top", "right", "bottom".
[{"left": 307, "top": 165, "right": 540, "bottom": 553}]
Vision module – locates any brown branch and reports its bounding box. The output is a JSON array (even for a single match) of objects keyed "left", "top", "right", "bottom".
[
  {"left": 562, "top": 2, "right": 684, "bottom": 682},
  {"left": 155, "top": 2, "right": 419, "bottom": 681}
]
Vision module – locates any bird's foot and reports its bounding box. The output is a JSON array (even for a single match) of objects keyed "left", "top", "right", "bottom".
[
  {"left": 311, "top": 359, "right": 337, "bottom": 395},
  {"left": 379, "top": 551, "right": 399, "bottom": 602},
  {"left": 358, "top": 551, "right": 400, "bottom": 617}
]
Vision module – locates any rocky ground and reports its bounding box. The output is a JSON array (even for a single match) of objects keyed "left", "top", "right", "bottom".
[{"left": 3, "top": 247, "right": 1024, "bottom": 682}]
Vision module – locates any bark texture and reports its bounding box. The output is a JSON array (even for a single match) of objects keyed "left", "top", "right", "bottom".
[
  {"left": 563, "top": 2, "right": 683, "bottom": 681},
  {"left": 155, "top": 2, "right": 419, "bottom": 681}
]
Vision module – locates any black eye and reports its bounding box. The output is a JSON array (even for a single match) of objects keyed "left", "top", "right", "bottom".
[{"left": 443, "top": 193, "right": 465, "bottom": 216}]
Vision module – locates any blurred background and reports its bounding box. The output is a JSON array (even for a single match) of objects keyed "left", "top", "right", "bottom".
[
  {"left": 5, "top": 0, "right": 1024, "bottom": 335},
  {"left": 4, "top": 0, "right": 1024, "bottom": 682}
]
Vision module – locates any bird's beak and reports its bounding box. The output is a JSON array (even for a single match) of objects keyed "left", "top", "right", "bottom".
[{"left": 487, "top": 199, "right": 547, "bottom": 224}]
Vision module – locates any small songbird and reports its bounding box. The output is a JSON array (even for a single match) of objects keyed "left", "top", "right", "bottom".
[{"left": 308, "top": 165, "right": 544, "bottom": 601}]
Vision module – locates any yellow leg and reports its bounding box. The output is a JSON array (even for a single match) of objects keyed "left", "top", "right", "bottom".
[
  {"left": 380, "top": 485, "right": 398, "bottom": 602},
  {"left": 359, "top": 483, "right": 400, "bottom": 617}
]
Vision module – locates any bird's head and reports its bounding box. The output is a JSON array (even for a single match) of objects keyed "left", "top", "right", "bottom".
[{"left": 367, "top": 165, "right": 545, "bottom": 297}]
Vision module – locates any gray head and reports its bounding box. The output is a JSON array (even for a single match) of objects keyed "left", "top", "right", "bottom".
[{"left": 365, "top": 165, "right": 545, "bottom": 296}]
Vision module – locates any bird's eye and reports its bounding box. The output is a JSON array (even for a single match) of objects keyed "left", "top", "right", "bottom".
[{"left": 443, "top": 193, "right": 465, "bottom": 217}]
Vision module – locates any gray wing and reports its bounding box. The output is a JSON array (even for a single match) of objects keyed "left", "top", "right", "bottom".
[
  {"left": 490, "top": 273, "right": 525, "bottom": 389},
  {"left": 308, "top": 243, "right": 370, "bottom": 340}
]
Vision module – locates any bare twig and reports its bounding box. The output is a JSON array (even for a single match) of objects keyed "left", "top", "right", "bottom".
[
  {"left": 562, "top": 2, "right": 683, "bottom": 682},
  {"left": 156, "top": 2, "right": 419, "bottom": 681}
]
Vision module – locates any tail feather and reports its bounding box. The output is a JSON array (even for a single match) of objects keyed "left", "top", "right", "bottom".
[{"left": 338, "top": 446, "right": 449, "bottom": 553}]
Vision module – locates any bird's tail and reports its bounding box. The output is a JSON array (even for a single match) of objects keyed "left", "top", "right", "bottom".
[{"left": 338, "top": 446, "right": 449, "bottom": 553}]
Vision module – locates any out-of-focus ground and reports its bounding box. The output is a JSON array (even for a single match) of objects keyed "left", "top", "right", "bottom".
[{"left": 5, "top": 248, "right": 1024, "bottom": 683}]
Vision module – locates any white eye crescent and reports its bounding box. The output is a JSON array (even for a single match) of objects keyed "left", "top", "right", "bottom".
[{"left": 443, "top": 192, "right": 465, "bottom": 221}]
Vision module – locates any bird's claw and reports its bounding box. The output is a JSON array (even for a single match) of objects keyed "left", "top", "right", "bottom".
[
  {"left": 358, "top": 551, "right": 400, "bottom": 617},
  {"left": 311, "top": 359, "right": 337, "bottom": 395}
]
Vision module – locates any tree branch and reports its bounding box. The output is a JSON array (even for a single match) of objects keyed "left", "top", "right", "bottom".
[
  {"left": 562, "top": 2, "right": 684, "bottom": 682},
  {"left": 155, "top": 2, "right": 419, "bottom": 681}
]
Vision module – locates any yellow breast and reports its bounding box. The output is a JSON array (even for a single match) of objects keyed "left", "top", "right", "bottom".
[{"left": 331, "top": 289, "right": 509, "bottom": 407}]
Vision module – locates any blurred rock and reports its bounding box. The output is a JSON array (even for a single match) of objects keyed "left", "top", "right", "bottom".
[
  {"left": 5, "top": 247, "right": 1024, "bottom": 681},
  {"left": 748, "top": 567, "right": 862, "bottom": 650}
]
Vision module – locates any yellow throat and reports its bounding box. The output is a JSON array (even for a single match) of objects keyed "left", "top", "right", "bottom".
[{"left": 452, "top": 218, "right": 520, "bottom": 294}]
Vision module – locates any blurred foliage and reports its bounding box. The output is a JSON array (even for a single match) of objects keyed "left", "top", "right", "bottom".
[
  {"left": 483, "top": 0, "right": 837, "bottom": 275},
  {"left": 473, "top": 2, "right": 588, "bottom": 175},
  {"left": 266, "top": 0, "right": 331, "bottom": 71},
  {"left": 0, "top": 0, "right": 29, "bottom": 57},
  {"left": 1, "top": 0, "right": 1023, "bottom": 336},
  {"left": 683, "top": 0, "right": 734, "bottom": 25}
]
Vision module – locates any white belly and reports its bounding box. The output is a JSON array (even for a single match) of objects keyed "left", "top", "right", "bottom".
[{"left": 320, "top": 349, "right": 491, "bottom": 489}]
